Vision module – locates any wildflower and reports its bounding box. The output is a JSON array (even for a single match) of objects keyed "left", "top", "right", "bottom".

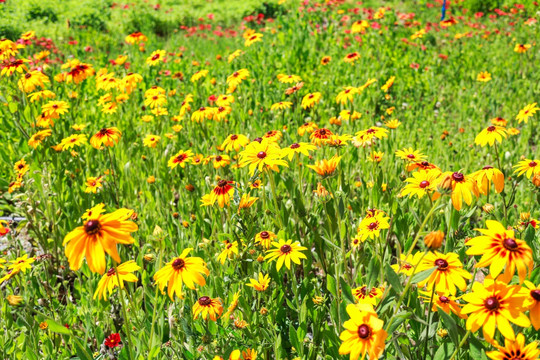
[
  {"left": 524, "top": 281, "right": 540, "bottom": 330},
  {"left": 217, "top": 241, "right": 239, "bottom": 264},
  {"left": 153, "top": 248, "right": 210, "bottom": 300},
  {"left": 247, "top": 273, "right": 271, "bottom": 291},
  {"left": 223, "top": 291, "right": 241, "bottom": 318},
  {"left": 487, "top": 333, "right": 540, "bottom": 360},
  {"left": 90, "top": 128, "right": 122, "bottom": 149},
  {"left": 245, "top": 33, "right": 263, "bottom": 46},
  {"left": 514, "top": 44, "right": 532, "bottom": 53},
  {"left": 281, "top": 142, "right": 316, "bottom": 160},
  {"left": 352, "top": 286, "right": 384, "bottom": 306},
  {"left": 60, "top": 134, "right": 87, "bottom": 151},
  {"left": 307, "top": 155, "right": 341, "bottom": 178},
  {"left": 381, "top": 76, "right": 395, "bottom": 92},
  {"left": 255, "top": 231, "right": 276, "bottom": 249},
  {"left": 270, "top": 101, "right": 292, "bottom": 111},
  {"left": 125, "top": 32, "right": 147, "bottom": 44},
  {"left": 85, "top": 177, "right": 103, "bottom": 193},
  {"left": 143, "top": 135, "right": 161, "bottom": 148},
  {"left": 417, "top": 251, "right": 472, "bottom": 295},
  {"left": 264, "top": 239, "right": 307, "bottom": 270},
  {"left": 191, "top": 106, "right": 215, "bottom": 122},
  {"left": 321, "top": 56, "right": 331, "bottom": 65},
  {"left": 471, "top": 166, "right": 504, "bottom": 194},
  {"left": 6, "top": 295, "right": 23, "bottom": 306},
  {"left": 168, "top": 149, "right": 194, "bottom": 169},
  {"left": 395, "top": 147, "right": 427, "bottom": 162},
  {"left": 301, "top": 92, "right": 322, "bottom": 109},
  {"left": 105, "top": 333, "right": 122, "bottom": 348},
  {"left": 339, "top": 304, "right": 387, "bottom": 360},
  {"left": 210, "top": 180, "right": 235, "bottom": 208},
  {"left": 336, "top": 87, "right": 358, "bottom": 105},
  {"left": 384, "top": 119, "right": 401, "bottom": 129},
  {"left": 227, "top": 69, "right": 249, "bottom": 88},
  {"left": 146, "top": 50, "right": 166, "bottom": 66},
  {"left": 516, "top": 103, "right": 540, "bottom": 123},
  {"left": 18, "top": 71, "right": 49, "bottom": 92},
  {"left": 93, "top": 261, "right": 140, "bottom": 300},
  {"left": 310, "top": 128, "right": 333, "bottom": 145},
  {"left": 475, "top": 126, "right": 507, "bottom": 146},
  {"left": 477, "top": 71, "right": 492, "bottom": 82},
  {"left": 28, "top": 129, "right": 52, "bottom": 149},
  {"left": 298, "top": 122, "right": 318, "bottom": 136},
  {"left": 63, "top": 207, "right": 137, "bottom": 274},
  {"left": 513, "top": 159, "right": 540, "bottom": 178},
  {"left": 238, "top": 138, "right": 288, "bottom": 175},
  {"left": 238, "top": 194, "right": 258, "bottom": 210},
  {"left": 424, "top": 230, "right": 445, "bottom": 249},
  {"left": 400, "top": 169, "right": 442, "bottom": 199},
  {"left": 14, "top": 159, "right": 30, "bottom": 176},
  {"left": 461, "top": 276, "right": 531, "bottom": 344},
  {"left": 277, "top": 74, "right": 301, "bottom": 84},
  {"left": 466, "top": 220, "right": 533, "bottom": 283},
  {"left": 357, "top": 212, "right": 390, "bottom": 242},
  {"left": 438, "top": 172, "right": 479, "bottom": 211},
  {"left": 419, "top": 291, "right": 465, "bottom": 318},
  {"left": 193, "top": 296, "right": 223, "bottom": 321},
  {"left": 343, "top": 52, "right": 360, "bottom": 63}
]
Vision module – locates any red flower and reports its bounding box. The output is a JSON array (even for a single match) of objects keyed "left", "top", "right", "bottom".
[{"left": 105, "top": 333, "right": 121, "bottom": 348}]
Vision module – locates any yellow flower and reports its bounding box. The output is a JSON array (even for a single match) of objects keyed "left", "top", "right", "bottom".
[
  {"left": 146, "top": 50, "right": 166, "bottom": 66},
  {"left": 238, "top": 139, "right": 288, "bottom": 175},
  {"left": 400, "top": 169, "right": 442, "bottom": 199},
  {"left": 264, "top": 239, "right": 307, "bottom": 271},
  {"left": 301, "top": 92, "right": 322, "bottom": 109},
  {"left": 307, "top": 155, "right": 341, "bottom": 178},
  {"left": 93, "top": 260, "right": 140, "bottom": 300},
  {"left": 339, "top": 304, "right": 387, "bottom": 360},
  {"left": 217, "top": 241, "right": 239, "bottom": 264},
  {"left": 461, "top": 276, "right": 531, "bottom": 344},
  {"left": 471, "top": 166, "right": 504, "bottom": 195},
  {"left": 168, "top": 149, "right": 194, "bottom": 169},
  {"left": 514, "top": 43, "right": 532, "bottom": 53},
  {"left": 247, "top": 272, "right": 271, "bottom": 291},
  {"left": 515, "top": 103, "right": 540, "bottom": 123},
  {"left": 513, "top": 159, "right": 540, "bottom": 178},
  {"left": 417, "top": 251, "right": 472, "bottom": 295},
  {"left": 153, "top": 248, "right": 210, "bottom": 300},
  {"left": 143, "top": 134, "right": 161, "bottom": 148},
  {"left": 193, "top": 296, "right": 223, "bottom": 321},
  {"left": 90, "top": 127, "right": 121, "bottom": 149},
  {"left": 475, "top": 125, "right": 507, "bottom": 146},
  {"left": 6, "top": 295, "right": 23, "bottom": 306},
  {"left": 84, "top": 177, "right": 103, "bottom": 194},
  {"left": 477, "top": 71, "right": 492, "bottom": 82},
  {"left": 277, "top": 74, "right": 301, "bottom": 84}
]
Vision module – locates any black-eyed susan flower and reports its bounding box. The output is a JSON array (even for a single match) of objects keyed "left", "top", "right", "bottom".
[
  {"left": 125, "top": 32, "right": 147, "bottom": 44},
  {"left": 424, "top": 230, "right": 445, "bottom": 250},
  {"left": 352, "top": 286, "right": 383, "bottom": 306},
  {"left": 143, "top": 135, "right": 160, "bottom": 148},
  {"left": 307, "top": 155, "right": 341, "bottom": 178},
  {"left": 18, "top": 70, "right": 49, "bottom": 92},
  {"left": 264, "top": 239, "right": 307, "bottom": 270},
  {"left": 216, "top": 94, "right": 234, "bottom": 107},
  {"left": 514, "top": 43, "right": 532, "bottom": 53},
  {"left": 477, "top": 71, "right": 492, "bottom": 82},
  {"left": 339, "top": 304, "right": 387, "bottom": 360},
  {"left": 153, "top": 248, "right": 210, "bottom": 300},
  {"left": 90, "top": 128, "right": 121, "bottom": 149},
  {"left": 301, "top": 92, "right": 322, "bottom": 109},
  {"left": 255, "top": 231, "right": 276, "bottom": 249},
  {"left": 419, "top": 291, "right": 466, "bottom": 318},
  {"left": 14, "top": 159, "right": 29, "bottom": 176},
  {"left": 513, "top": 159, "right": 540, "bottom": 178},
  {"left": 221, "top": 134, "right": 249, "bottom": 152},
  {"left": 281, "top": 142, "right": 316, "bottom": 160},
  {"left": 245, "top": 33, "right": 263, "bottom": 47},
  {"left": 395, "top": 147, "right": 427, "bottom": 162},
  {"left": 466, "top": 220, "right": 533, "bottom": 283},
  {"left": 277, "top": 74, "right": 301, "bottom": 84},
  {"left": 417, "top": 251, "right": 472, "bottom": 295},
  {"left": 146, "top": 50, "right": 166, "bottom": 66},
  {"left": 354, "top": 126, "right": 388, "bottom": 145},
  {"left": 60, "top": 134, "right": 87, "bottom": 151},
  {"left": 193, "top": 296, "right": 223, "bottom": 321},
  {"left": 343, "top": 52, "right": 360, "bottom": 63},
  {"left": 475, "top": 125, "right": 507, "bottom": 146},
  {"left": 210, "top": 180, "right": 235, "bottom": 208},
  {"left": 461, "top": 276, "right": 531, "bottom": 344},
  {"left": 357, "top": 210, "right": 390, "bottom": 242},
  {"left": 524, "top": 281, "right": 540, "bottom": 330},
  {"left": 471, "top": 166, "right": 504, "bottom": 194},
  {"left": 298, "top": 122, "right": 318, "bottom": 136},
  {"left": 335, "top": 86, "right": 358, "bottom": 105},
  {"left": 310, "top": 128, "right": 333, "bottom": 145},
  {"left": 270, "top": 101, "right": 292, "bottom": 111},
  {"left": 227, "top": 69, "right": 249, "bottom": 88},
  {"left": 486, "top": 333, "right": 540, "bottom": 360},
  {"left": 381, "top": 76, "right": 395, "bottom": 92},
  {"left": 1, "top": 58, "right": 28, "bottom": 77},
  {"left": 238, "top": 194, "right": 258, "bottom": 210},
  {"left": 400, "top": 169, "right": 442, "bottom": 199},
  {"left": 247, "top": 272, "right": 271, "bottom": 291},
  {"left": 93, "top": 260, "right": 140, "bottom": 300},
  {"left": 168, "top": 149, "right": 194, "bottom": 169},
  {"left": 191, "top": 106, "right": 215, "bottom": 122},
  {"left": 516, "top": 103, "right": 539, "bottom": 123},
  {"left": 212, "top": 155, "right": 231, "bottom": 169},
  {"left": 85, "top": 176, "right": 103, "bottom": 193},
  {"left": 384, "top": 119, "right": 401, "bottom": 129},
  {"left": 63, "top": 206, "right": 138, "bottom": 274},
  {"left": 437, "top": 171, "right": 479, "bottom": 211},
  {"left": 217, "top": 241, "right": 238, "bottom": 264},
  {"left": 238, "top": 138, "right": 288, "bottom": 175},
  {"left": 320, "top": 56, "right": 331, "bottom": 65}
]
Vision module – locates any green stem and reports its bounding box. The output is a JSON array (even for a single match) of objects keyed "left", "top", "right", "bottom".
[
  {"left": 449, "top": 330, "right": 471, "bottom": 360},
  {"left": 114, "top": 263, "right": 135, "bottom": 360},
  {"left": 423, "top": 286, "right": 436, "bottom": 358},
  {"left": 267, "top": 170, "right": 283, "bottom": 228}
]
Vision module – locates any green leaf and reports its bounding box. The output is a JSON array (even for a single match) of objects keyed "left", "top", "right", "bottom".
[
  {"left": 45, "top": 319, "right": 71, "bottom": 335},
  {"left": 326, "top": 274, "right": 337, "bottom": 297},
  {"left": 433, "top": 342, "right": 455, "bottom": 360},
  {"left": 385, "top": 263, "right": 403, "bottom": 293},
  {"left": 439, "top": 311, "right": 459, "bottom": 346},
  {"left": 339, "top": 278, "right": 355, "bottom": 304},
  {"left": 73, "top": 338, "right": 93, "bottom": 360},
  {"left": 289, "top": 325, "right": 301, "bottom": 356},
  {"left": 411, "top": 267, "right": 436, "bottom": 284}
]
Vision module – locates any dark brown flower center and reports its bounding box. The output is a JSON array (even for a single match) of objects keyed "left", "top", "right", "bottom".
[
  {"left": 84, "top": 220, "right": 101, "bottom": 235},
  {"left": 215, "top": 155, "right": 223, "bottom": 161},
  {"left": 357, "top": 324, "right": 371, "bottom": 339},
  {"left": 290, "top": 143, "right": 300, "bottom": 149},
  {"left": 487, "top": 126, "right": 496, "bottom": 132},
  {"left": 421, "top": 161, "right": 429, "bottom": 166},
  {"left": 257, "top": 151, "right": 267, "bottom": 159},
  {"left": 152, "top": 54, "right": 160, "bottom": 60},
  {"left": 531, "top": 290, "right": 540, "bottom": 301},
  {"left": 319, "top": 129, "right": 327, "bottom": 135},
  {"left": 280, "top": 244, "right": 292, "bottom": 254},
  {"left": 503, "top": 238, "right": 518, "bottom": 251},
  {"left": 530, "top": 161, "right": 538, "bottom": 167},
  {"left": 217, "top": 180, "right": 228, "bottom": 187},
  {"left": 483, "top": 165, "right": 493, "bottom": 170},
  {"left": 198, "top": 296, "right": 212, "bottom": 305},
  {"left": 452, "top": 172, "right": 464, "bottom": 182},
  {"left": 439, "top": 296, "right": 449, "bottom": 303},
  {"left": 230, "top": 134, "right": 238, "bottom": 140},
  {"left": 254, "top": 137, "right": 262, "bottom": 143},
  {"left": 260, "top": 231, "right": 269, "bottom": 238},
  {"left": 484, "top": 296, "right": 500, "bottom": 311},
  {"left": 367, "top": 222, "right": 378, "bottom": 230},
  {"left": 435, "top": 259, "right": 449, "bottom": 270},
  {"left": 419, "top": 180, "right": 430, "bottom": 188},
  {"left": 107, "top": 268, "right": 116, "bottom": 276},
  {"left": 172, "top": 258, "right": 185, "bottom": 270},
  {"left": 407, "top": 154, "right": 415, "bottom": 159}
]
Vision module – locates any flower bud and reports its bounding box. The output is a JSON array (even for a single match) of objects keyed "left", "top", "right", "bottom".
[
  {"left": 482, "top": 203, "right": 495, "bottom": 214},
  {"left": 437, "top": 329, "right": 448, "bottom": 338},
  {"left": 424, "top": 230, "right": 444, "bottom": 249},
  {"left": 532, "top": 174, "right": 540, "bottom": 187}
]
